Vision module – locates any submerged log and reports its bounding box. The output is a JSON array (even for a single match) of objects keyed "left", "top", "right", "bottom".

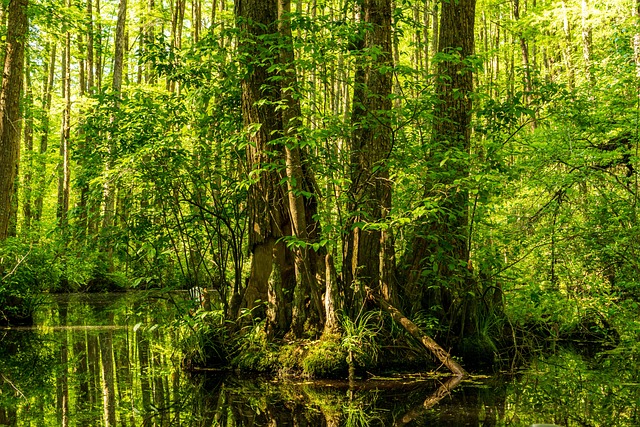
[{"left": 366, "top": 289, "right": 467, "bottom": 377}]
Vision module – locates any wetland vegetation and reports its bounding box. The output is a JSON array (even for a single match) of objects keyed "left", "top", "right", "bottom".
[{"left": 1, "top": 0, "right": 640, "bottom": 424}]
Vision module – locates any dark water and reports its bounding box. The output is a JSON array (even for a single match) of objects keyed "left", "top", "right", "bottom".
[{"left": 0, "top": 292, "right": 639, "bottom": 426}]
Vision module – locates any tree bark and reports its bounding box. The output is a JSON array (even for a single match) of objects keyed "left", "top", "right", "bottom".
[
  {"left": 34, "top": 42, "right": 56, "bottom": 223},
  {"left": 237, "top": 0, "right": 291, "bottom": 328},
  {"left": 278, "top": 0, "right": 325, "bottom": 335},
  {"left": 345, "top": 0, "right": 396, "bottom": 305},
  {"left": 0, "top": 0, "right": 28, "bottom": 240},
  {"left": 404, "top": 0, "right": 477, "bottom": 339},
  {"left": 57, "top": 28, "right": 71, "bottom": 226},
  {"left": 22, "top": 58, "right": 33, "bottom": 230}
]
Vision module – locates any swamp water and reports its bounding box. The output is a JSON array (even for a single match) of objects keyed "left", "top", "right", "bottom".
[{"left": 0, "top": 292, "right": 639, "bottom": 426}]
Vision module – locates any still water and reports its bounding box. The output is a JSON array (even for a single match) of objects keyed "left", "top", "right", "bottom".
[{"left": 0, "top": 292, "right": 639, "bottom": 426}]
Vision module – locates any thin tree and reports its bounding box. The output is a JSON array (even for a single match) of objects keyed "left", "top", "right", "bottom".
[
  {"left": 57, "top": 17, "right": 71, "bottom": 226},
  {"left": 102, "top": 0, "right": 127, "bottom": 232},
  {"left": 34, "top": 43, "right": 56, "bottom": 223}
]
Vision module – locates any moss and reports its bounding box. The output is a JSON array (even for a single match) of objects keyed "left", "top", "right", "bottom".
[
  {"left": 302, "top": 334, "right": 348, "bottom": 378},
  {"left": 277, "top": 343, "right": 305, "bottom": 375}
]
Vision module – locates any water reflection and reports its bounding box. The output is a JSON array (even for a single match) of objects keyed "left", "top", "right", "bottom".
[{"left": 0, "top": 292, "right": 639, "bottom": 426}]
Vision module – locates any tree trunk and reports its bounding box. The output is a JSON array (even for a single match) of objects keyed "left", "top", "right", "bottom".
[
  {"left": 403, "top": 0, "right": 477, "bottom": 340},
  {"left": 0, "top": 0, "right": 28, "bottom": 240},
  {"left": 237, "top": 0, "right": 291, "bottom": 329},
  {"left": 345, "top": 0, "right": 396, "bottom": 305},
  {"left": 632, "top": 0, "right": 640, "bottom": 78},
  {"left": 87, "top": 0, "right": 95, "bottom": 92},
  {"left": 57, "top": 29, "right": 71, "bottom": 226},
  {"left": 513, "top": 0, "right": 537, "bottom": 128},
  {"left": 581, "top": 0, "right": 593, "bottom": 83},
  {"left": 22, "top": 58, "right": 33, "bottom": 230},
  {"left": 278, "top": 0, "right": 325, "bottom": 336},
  {"left": 95, "top": 0, "right": 103, "bottom": 90},
  {"left": 34, "top": 42, "right": 56, "bottom": 223},
  {"left": 102, "top": 0, "right": 127, "bottom": 233}
]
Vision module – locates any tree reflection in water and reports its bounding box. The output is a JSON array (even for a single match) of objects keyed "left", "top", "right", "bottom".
[{"left": 0, "top": 293, "right": 638, "bottom": 426}]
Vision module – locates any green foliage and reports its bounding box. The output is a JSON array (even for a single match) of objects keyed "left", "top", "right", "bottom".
[
  {"left": 340, "top": 310, "right": 382, "bottom": 368},
  {"left": 0, "top": 238, "right": 57, "bottom": 325},
  {"left": 230, "top": 321, "right": 278, "bottom": 372},
  {"left": 302, "top": 334, "right": 348, "bottom": 378},
  {"left": 179, "top": 308, "right": 229, "bottom": 369}
]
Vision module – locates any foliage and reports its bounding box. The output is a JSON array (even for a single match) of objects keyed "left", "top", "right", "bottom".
[
  {"left": 230, "top": 320, "right": 279, "bottom": 372},
  {"left": 340, "top": 310, "right": 382, "bottom": 369},
  {"left": 302, "top": 334, "right": 349, "bottom": 378},
  {"left": 3, "top": 0, "right": 640, "bottom": 376},
  {"left": 0, "top": 239, "right": 56, "bottom": 325}
]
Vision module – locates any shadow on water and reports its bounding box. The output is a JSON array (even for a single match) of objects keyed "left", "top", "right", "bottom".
[{"left": 0, "top": 292, "right": 639, "bottom": 426}]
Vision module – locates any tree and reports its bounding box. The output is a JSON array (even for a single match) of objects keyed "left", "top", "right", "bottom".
[
  {"left": 0, "top": 0, "right": 28, "bottom": 240},
  {"left": 404, "top": 0, "right": 480, "bottom": 341},
  {"left": 236, "top": 0, "right": 292, "bottom": 330},
  {"left": 57, "top": 7, "right": 72, "bottom": 226},
  {"left": 344, "top": 0, "right": 396, "bottom": 306}
]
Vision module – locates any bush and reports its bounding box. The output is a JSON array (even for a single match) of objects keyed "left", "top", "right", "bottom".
[{"left": 0, "top": 239, "right": 56, "bottom": 325}]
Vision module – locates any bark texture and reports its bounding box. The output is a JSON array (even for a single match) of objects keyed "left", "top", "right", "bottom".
[
  {"left": 404, "top": 0, "right": 478, "bottom": 338},
  {"left": 0, "top": 0, "right": 28, "bottom": 240},
  {"left": 237, "top": 0, "right": 292, "bottom": 328},
  {"left": 345, "top": 0, "right": 396, "bottom": 305}
]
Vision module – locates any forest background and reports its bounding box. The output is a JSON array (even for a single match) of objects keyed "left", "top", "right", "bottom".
[{"left": 0, "top": 0, "right": 637, "bottom": 373}]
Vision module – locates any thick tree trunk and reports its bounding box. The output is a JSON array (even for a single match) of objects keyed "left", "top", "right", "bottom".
[
  {"left": 403, "top": 0, "right": 477, "bottom": 339},
  {"left": 0, "top": 0, "right": 28, "bottom": 240},
  {"left": 237, "top": 0, "right": 292, "bottom": 331},
  {"left": 345, "top": 0, "right": 396, "bottom": 305}
]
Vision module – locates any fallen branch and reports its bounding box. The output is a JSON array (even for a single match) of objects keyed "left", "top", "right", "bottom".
[
  {"left": 1, "top": 373, "right": 26, "bottom": 400},
  {"left": 366, "top": 288, "right": 467, "bottom": 377},
  {"left": 1, "top": 249, "right": 31, "bottom": 282}
]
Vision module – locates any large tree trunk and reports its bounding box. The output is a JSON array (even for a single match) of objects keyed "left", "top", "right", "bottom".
[
  {"left": 237, "top": 0, "right": 293, "bottom": 333},
  {"left": 0, "top": 0, "right": 28, "bottom": 240},
  {"left": 403, "top": 0, "right": 478, "bottom": 340},
  {"left": 345, "top": 0, "right": 396, "bottom": 307}
]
